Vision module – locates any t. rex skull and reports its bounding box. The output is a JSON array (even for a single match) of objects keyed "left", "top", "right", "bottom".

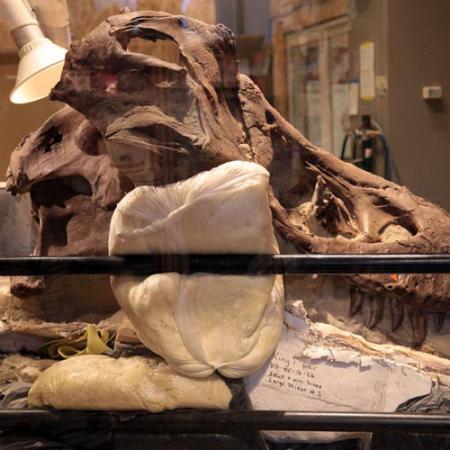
[{"left": 10, "top": 11, "right": 450, "bottom": 347}]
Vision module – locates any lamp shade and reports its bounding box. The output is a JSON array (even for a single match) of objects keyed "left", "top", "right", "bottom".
[{"left": 9, "top": 37, "right": 67, "bottom": 104}]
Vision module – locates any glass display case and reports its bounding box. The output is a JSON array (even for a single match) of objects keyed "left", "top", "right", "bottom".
[{"left": 0, "top": 1, "right": 449, "bottom": 449}]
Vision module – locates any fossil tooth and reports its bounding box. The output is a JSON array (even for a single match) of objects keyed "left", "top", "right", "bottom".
[
  {"left": 408, "top": 310, "right": 427, "bottom": 348},
  {"left": 432, "top": 312, "right": 446, "bottom": 332},
  {"left": 389, "top": 298, "right": 404, "bottom": 331},
  {"left": 367, "top": 295, "right": 384, "bottom": 329},
  {"left": 349, "top": 287, "right": 364, "bottom": 316}
]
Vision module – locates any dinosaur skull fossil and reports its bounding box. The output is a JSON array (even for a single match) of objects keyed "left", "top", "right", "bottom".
[
  {"left": 8, "top": 11, "right": 450, "bottom": 347},
  {"left": 6, "top": 106, "right": 130, "bottom": 321}
]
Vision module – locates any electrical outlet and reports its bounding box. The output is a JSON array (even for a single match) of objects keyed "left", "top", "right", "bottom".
[{"left": 422, "top": 86, "right": 443, "bottom": 100}]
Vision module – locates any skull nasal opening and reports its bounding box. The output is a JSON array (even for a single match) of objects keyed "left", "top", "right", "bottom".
[
  {"left": 38, "top": 126, "right": 63, "bottom": 153},
  {"left": 30, "top": 176, "right": 93, "bottom": 208}
]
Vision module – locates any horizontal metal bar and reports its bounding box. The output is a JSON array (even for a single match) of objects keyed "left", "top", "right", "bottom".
[
  {"left": 0, "top": 254, "right": 449, "bottom": 276},
  {"left": 1, "top": 410, "right": 450, "bottom": 434}
]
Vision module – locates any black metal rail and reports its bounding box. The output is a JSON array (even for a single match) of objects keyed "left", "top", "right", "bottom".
[
  {"left": 1, "top": 255, "right": 449, "bottom": 438},
  {"left": 1, "top": 410, "right": 450, "bottom": 434},
  {"left": 0, "top": 254, "right": 449, "bottom": 276}
]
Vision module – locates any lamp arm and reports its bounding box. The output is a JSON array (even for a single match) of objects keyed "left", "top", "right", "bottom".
[
  {"left": 0, "top": 0, "right": 43, "bottom": 49},
  {"left": 0, "top": 0, "right": 70, "bottom": 49},
  {"left": 0, "top": 0, "right": 37, "bottom": 27},
  {"left": 29, "top": 0, "right": 70, "bottom": 48}
]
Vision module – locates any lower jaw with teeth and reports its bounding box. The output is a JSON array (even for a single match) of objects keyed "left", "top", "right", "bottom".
[
  {"left": 246, "top": 274, "right": 450, "bottom": 444},
  {"left": 286, "top": 274, "right": 450, "bottom": 356}
]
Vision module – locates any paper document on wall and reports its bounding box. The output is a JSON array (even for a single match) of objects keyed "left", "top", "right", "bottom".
[
  {"left": 349, "top": 81, "right": 359, "bottom": 116},
  {"left": 359, "top": 42, "right": 375, "bottom": 101}
]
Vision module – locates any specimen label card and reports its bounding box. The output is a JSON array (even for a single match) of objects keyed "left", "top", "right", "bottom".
[{"left": 245, "top": 312, "right": 433, "bottom": 442}]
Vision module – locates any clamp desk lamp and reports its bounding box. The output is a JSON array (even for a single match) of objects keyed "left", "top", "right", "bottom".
[{"left": 1, "top": 0, "right": 68, "bottom": 104}]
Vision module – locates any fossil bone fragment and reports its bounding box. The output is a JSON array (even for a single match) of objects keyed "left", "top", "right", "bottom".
[
  {"left": 109, "top": 161, "right": 284, "bottom": 378},
  {"left": 7, "top": 11, "right": 450, "bottom": 349}
]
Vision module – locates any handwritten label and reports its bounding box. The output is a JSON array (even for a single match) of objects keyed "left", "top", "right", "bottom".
[
  {"left": 246, "top": 319, "right": 434, "bottom": 445},
  {"left": 266, "top": 352, "right": 322, "bottom": 399}
]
